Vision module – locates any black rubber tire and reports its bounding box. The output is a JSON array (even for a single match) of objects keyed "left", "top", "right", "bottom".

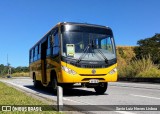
[
  {"left": 94, "top": 82, "right": 108, "bottom": 94},
  {"left": 33, "top": 76, "right": 42, "bottom": 88},
  {"left": 33, "top": 75, "right": 38, "bottom": 88},
  {"left": 51, "top": 77, "right": 58, "bottom": 91}
]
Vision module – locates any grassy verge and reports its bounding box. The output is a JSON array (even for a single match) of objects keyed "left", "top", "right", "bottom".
[
  {"left": 118, "top": 56, "right": 160, "bottom": 78},
  {"left": 11, "top": 72, "right": 29, "bottom": 77},
  {"left": 0, "top": 82, "right": 57, "bottom": 114},
  {"left": 0, "top": 72, "right": 29, "bottom": 77}
]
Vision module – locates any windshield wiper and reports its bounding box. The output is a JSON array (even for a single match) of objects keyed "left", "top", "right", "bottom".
[
  {"left": 96, "top": 49, "right": 108, "bottom": 63},
  {"left": 76, "top": 43, "right": 91, "bottom": 63},
  {"left": 76, "top": 40, "right": 108, "bottom": 64}
]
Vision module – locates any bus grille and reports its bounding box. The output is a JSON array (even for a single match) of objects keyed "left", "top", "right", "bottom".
[
  {"left": 82, "top": 64, "right": 107, "bottom": 68},
  {"left": 70, "top": 62, "right": 108, "bottom": 68}
]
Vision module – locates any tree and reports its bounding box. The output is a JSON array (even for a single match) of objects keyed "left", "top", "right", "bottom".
[
  {"left": 134, "top": 34, "right": 160, "bottom": 64},
  {"left": 0, "top": 64, "right": 8, "bottom": 76},
  {"left": 12, "top": 66, "right": 29, "bottom": 73},
  {"left": 0, "top": 64, "right": 29, "bottom": 76}
]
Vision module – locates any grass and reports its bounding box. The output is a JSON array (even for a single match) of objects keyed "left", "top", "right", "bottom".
[
  {"left": 0, "top": 82, "right": 57, "bottom": 114},
  {"left": 117, "top": 46, "right": 160, "bottom": 78},
  {"left": 118, "top": 56, "right": 160, "bottom": 78},
  {"left": 0, "top": 72, "right": 29, "bottom": 77},
  {"left": 11, "top": 72, "right": 29, "bottom": 77}
]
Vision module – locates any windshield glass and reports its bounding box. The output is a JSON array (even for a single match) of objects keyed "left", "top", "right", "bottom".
[{"left": 62, "top": 31, "right": 116, "bottom": 61}]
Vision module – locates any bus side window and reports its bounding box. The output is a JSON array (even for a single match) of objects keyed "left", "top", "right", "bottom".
[
  {"left": 47, "top": 35, "right": 51, "bottom": 56},
  {"left": 38, "top": 44, "right": 41, "bottom": 59},
  {"left": 51, "top": 34, "right": 54, "bottom": 46},
  {"left": 53, "top": 33, "right": 59, "bottom": 56},
  {"left": 33, "top": 48, "right": 35, "bottom": 61},
  {"left": 31, "top": 49, "right": 33, "bottom": 62},
  {"left": 47, "top": 36, "right": 51, "bottom": 49},
  {"left": 35, "top": 46, "right": 38, "bottom": 61},
  {"left": 29, "top": 50, "right": 32, "bottom": 63}
]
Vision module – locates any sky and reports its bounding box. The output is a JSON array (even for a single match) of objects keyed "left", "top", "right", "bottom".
[{"left": 0, "top": 0, "right": 160, "bottom": 67}]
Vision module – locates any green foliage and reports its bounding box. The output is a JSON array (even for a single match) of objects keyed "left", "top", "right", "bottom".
[
  {"left": 0, "top": 82, "right": 46, "bottom": 105},
  {"left": 0, "top": 64, "right": 8, "bottom": 76},
  {"left": 118, "top": 56, "right": 160, "bottom": 78},
  {"left": 0, "top": 64, "right": 29, "bottom": 77},
  {"left": 12, "top": 66, "right": 29, "bottom": 73},
  {"left": 0, "top": 82, "right": 56, "bottom": 114},
  {"left": 117, "top": 46, "right": 160, "bottom": 78},
  {"left": 117, "top": 46, "right": 135, "bottom": 63},
  {"left": 138, "top": 67, "right": 160, "bottom": 78},
  {"left": 117, "top": 46, "right": 135, "bottom": 78},
  {"left": 11, "top": 72, "right": 29, "bottom": 77},
  {"left": 134, "top": 34, "right": 160, "bottom": 64}
]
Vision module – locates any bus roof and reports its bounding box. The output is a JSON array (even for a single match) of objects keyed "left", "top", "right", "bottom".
[
  {"left": 61, "top": 22, "right": 110, "bottom": 29},
  {"left": 29, "top": 22, "right": 112, "bottom": 51}
]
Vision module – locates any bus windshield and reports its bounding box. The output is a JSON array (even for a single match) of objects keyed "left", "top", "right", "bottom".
[{"left": 62, "top": 30, "right": 116, "bottom": 62}]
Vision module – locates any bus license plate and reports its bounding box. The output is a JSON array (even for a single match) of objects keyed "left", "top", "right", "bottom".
[{"left": 89, "top": 79, "right": 99, "bottom": 83}]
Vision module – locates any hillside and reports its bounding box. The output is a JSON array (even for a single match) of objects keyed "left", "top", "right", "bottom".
[{"left": 116, "top": 46, "right": 160, "bottom": 78}]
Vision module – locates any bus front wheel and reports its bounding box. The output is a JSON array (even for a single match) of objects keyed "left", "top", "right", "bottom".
[
  {"left": 94, "top": 82, "right": 108, "bottom": 94},
  {"left": 51, "top": 77, "right": 58, "bottom": 91}
]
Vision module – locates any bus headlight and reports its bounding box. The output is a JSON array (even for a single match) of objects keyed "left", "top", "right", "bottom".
[
  {"left": 109, "top": 68, "right": 117, "bottom": 75},
  {"left": 61, "top": 66, "right": 77, "bottom": 75}
]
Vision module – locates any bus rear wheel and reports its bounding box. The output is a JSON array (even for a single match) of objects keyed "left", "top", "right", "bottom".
[
  {"left": 33, "top": 75, "right": 42, "bottom": 88},
  {"left": 94, "top": 82, "right": 108, "bottom": 94}
]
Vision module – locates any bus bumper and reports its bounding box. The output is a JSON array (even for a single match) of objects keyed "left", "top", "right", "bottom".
[{"left": 58, "top": 63, "right": 118, "bottom": 83}]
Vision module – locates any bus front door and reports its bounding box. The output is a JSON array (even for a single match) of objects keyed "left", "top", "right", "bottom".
[{"left": 41, "top": 42, "right": 47, "bottom": 84}]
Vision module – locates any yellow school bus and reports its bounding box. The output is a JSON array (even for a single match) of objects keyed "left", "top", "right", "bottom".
[{"left": 29, "top": 22, "right": 117, "bottom": 94}]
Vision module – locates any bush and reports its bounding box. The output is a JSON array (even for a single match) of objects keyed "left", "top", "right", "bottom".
[
  {"left": 138, "top": 67, "right": 160, "bottom": 78},
  {"left": 118, "top": 56, "right": 160, "bottom": 78},
  {"left": 117, "top": 46, "right": 135, "bottom": 78},
  {"left": 134, "top": 34, "right": 160, "bottom": 64},
  {"left": 11, "top": 72, "right": 29, "bottom": 77},
  {"left": 117, "top": 46, "right": 135, "bottom": 63}
]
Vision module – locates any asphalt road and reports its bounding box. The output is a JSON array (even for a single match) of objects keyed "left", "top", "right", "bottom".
[{"left": 0, "top": 77, "right": 160, "bottom": 114}]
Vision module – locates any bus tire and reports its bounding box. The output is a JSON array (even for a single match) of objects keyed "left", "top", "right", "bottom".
[
  {"left": 94, "top": 82, "right": 108, "bottom": 94},
  {"left": 33, "top": 74, "right": 42, "bottom": 88},
  {"left": 52, "top": 77, "right": 58, "bottom": 91},
  {"left": 50, "top": 70, "right": 58, "bottom": 91},
  {"left": 33, "top": 75, "right": 38, "bottom": 88}
]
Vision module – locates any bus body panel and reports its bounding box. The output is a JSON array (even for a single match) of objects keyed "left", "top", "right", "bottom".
[
  {"left": 30, "top": 60, "right": 117, "bottom": 85},
  {"left": 60, "top": 61, "right": 117, "bottom": 83},
  {"left": 29, "top": 60, "right": 42, "bottom": 81}
]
